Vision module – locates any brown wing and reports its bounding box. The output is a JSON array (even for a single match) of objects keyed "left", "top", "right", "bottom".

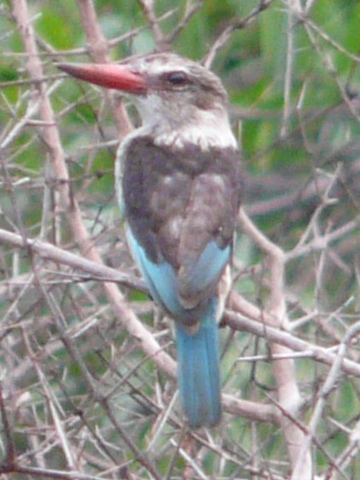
[{"left": 122, "top": 135, "right": 242, "bottom": 303}]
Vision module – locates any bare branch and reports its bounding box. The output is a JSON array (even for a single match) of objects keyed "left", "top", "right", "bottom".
[
  {"left": 237, "top": 207, "right": 312, "bottom": 478},
  {"left": 75, "top": 0, "right": 133, "bottom": 138},
  {"left": 165, "top": 1, "right": 203, "bottom": 44},
  {"left": 137, "top": 0, "right": 167, "bottom": 49},
  {"left": 225, "top": 307, "right": 360, "bottom": 378},
  {"left": 204, "top": 0, "right": 276, "bottom": 68}
]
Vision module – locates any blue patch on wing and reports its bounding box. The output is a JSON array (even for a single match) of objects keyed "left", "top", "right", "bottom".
[
  {"left": 127, "top": 229, "right": 229, "bottom": 319},
  {"left": 127, "top": 228, "right": 184, "bottom": 317},
  {"left": 181, "top": 240, "right": 230, "bottom": 296}
]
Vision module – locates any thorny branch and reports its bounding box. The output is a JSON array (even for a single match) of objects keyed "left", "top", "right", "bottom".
[{"left": 204, "top": 0, "right": 276, "bottom": 68}]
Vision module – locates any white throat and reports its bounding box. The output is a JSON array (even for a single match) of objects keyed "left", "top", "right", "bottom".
[{"left": 136, "top": 94, "right": 238, "bottom": 150}]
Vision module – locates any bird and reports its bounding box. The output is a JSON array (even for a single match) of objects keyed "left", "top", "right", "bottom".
[{"left": 58, "top": 53, "right": 242, "bottom": 428}]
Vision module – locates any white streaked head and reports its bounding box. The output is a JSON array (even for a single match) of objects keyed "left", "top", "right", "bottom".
[{"left": 121, "top": 53, "right": 238, "bottom": 150}]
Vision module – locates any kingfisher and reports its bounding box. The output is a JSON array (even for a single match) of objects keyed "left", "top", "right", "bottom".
[{"left": 59, "top": 53, "right": 242, "bottom": 428}]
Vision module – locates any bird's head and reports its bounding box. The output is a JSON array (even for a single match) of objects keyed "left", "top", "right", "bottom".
[{"left": 58, "top": 53, "right": 237, "bottom": 149}]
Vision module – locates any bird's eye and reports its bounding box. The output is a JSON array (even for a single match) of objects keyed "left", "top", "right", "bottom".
[{"left": 165, "top": 71, "right": 189, "bottom": 86}]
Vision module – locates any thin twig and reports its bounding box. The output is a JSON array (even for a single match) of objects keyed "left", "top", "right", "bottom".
[
  {"left": 204, "top": 0, "right": 276, "bottom": 68},
  {"left": 137, "top": 0, "right": 166, "bottom": 48},
  {"left": 237, "top": 207, "right": 312, "bottom": 478}
]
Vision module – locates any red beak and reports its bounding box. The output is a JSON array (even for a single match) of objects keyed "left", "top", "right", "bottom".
[{"left": 57, "top": 63, "right": 147, "bottom": 94}]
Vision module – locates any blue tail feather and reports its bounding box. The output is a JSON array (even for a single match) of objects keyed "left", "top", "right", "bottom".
[
  {"left": 127, "top": 227, "right": 222, "bottom": 427},
  {"left": 175, "top": 300, "right": 221, "bottom": 428}
]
